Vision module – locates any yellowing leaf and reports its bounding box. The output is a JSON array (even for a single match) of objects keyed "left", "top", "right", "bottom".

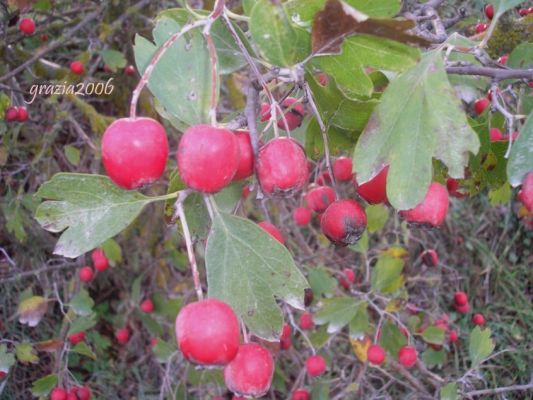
[
  {"left": 15, "top": 343, "right": 38, "bottom": 364},
  {"left": 385, "top": 299, "right": 402, "bottom": 313},
  {"left": 17, "top": 296, "right": 48, "bottom": 327},
  {"left": 351, "top": 335, "right": 371, "bottom": 362},
  {"left": 382, "top": 247, "right": 408, "bottom": 259}
]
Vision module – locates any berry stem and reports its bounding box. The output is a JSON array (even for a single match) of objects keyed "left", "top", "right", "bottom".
[{"left": 202, "top": 23, "right": 219, "bottom": 126}]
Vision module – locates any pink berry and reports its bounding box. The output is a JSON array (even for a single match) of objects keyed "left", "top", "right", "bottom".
[
  {"left": 367, "top": 344, "right": 386, "bottom": 365},
  {"left": 355, "top": 166, "right": 389, "bottom": 204},
  {"left": 115, "top": 327, "right": 130, "bottom": 345},
  {"left": 19, "top": 18, "right": 36, "bottom": 35},
  {"left": 472, "top": 313, "right": 486, "bottom": 326},
  {"left": 398, "top": 345, "right": 417, "bottom": 368},
  {"left": 233, "top": 131, "right": 254, "bottom": 181},
  {"left": 332, "top": 157, "right": 353, "bottom": 182},
  {"left": 293, "top": 207, "right": 312, "bottom": 226},
  {"left": 70, "top": 61, "right": 85, "bottom": 75},
  {"left": 79, "top": 267, "right": 94, "bottom": 282},
  {"left": 91, "top": 248, "right": 109, "bottom": 272},
  {"left": 299, "top": 312, "right": 314, "bottom": 330},
  {"left": 140, "top": 299, "right": 154, "bottom": 314},
  {"left": 306, "top": 355, "right": 326, "bottom": 377},
  {"left": 399, "top": 182, "right": 449, "bottom": 227}
]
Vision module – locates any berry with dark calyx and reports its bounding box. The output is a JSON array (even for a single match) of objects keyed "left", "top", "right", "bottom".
[
  {"left": 140, "top": 299, "right": 154, "bottom": 314},
  {"left": 115, "top": 327, "right": 130, "bottom": 345},
  {"left": 68, "top": 331, "right": 86, "bottom": 345},
  {"left": 176, "top": 299, "right": 240, "bottom": 366},
  {"left": 17, "top": 106, "right": 28, "bottom": 122},
  {"left": 91, "top": 248, "right": 109, "bottom": 272},
  {"left": 399, "top": 182, "right": 449, "bottom": 228},
  {"left": 79, "top": 266, "right": 94, "bottom": 282},
  {"left": 497, "top": 55, "right": 508, "bottom": 65},
  {"left": 398, "top": 346, "right": 417, "bottom": 368},
  {"left": 177, "top": 124, "right": 239, "bottom": 193},
  {"left": 421, "top": 249, "right": 439, "bottom": 267},
  {"left": 454, "top": 291, "right": 468, "bottom": 306},
  {"left": 224, "top": 343, "right": 274, "bottom": 398},
  {"left": 51, "top": 387, "right": 68, "bottom": 400},
  {"left": 70, "top": 61, "right": 85, "bottom": 75},
  {"left": 305, "top": 185, "right": 336, "bottom": 213},
  {"left": 355, "top": 166, "right": 389, "bottom": 204},
  {"left": 4, "top": 106, "right": 19, "bottom": 122},
  {"left": 485, "top": 4, "right": 494, "bottom": 19},
  {"left": 367, "top": 344, "right": 386, "bottom": 365},
  {"left": 19, "top": 18, "right": 36, "bottom": 35},
  {"left": 518, "top": 172, "right": 533, "bottom": 212},
  {"left": 446, "top": 178, "right": 468, "bottom": 198},
  {"left": 292, "top": 388, "right": 311, "bottom": 400},
  {"left": 338, "top": 268, "right": 355, "bottom": 289},
  {"left": 472, "top": 313, "right": 486, "bottom": 326},
  {"left": 455, "top": 302, "right": 470, "bottom": 314},
  {"left": 306, "top": 355, "right": 326, "bottom": 377},
  {"left": 333, "top": 156, "right": 353, "bottom": 182},
  {"left": 256, "top": 137, "right": 308, "bottom": 197},
  {"left": 102, "top": 117, "right": 168, "bottom": 190},
  {"left": 233, "top": 131, "right": 254, "bottom": 180},
  {"left": 321, "top": 199, "right": 367, "bottom": 245},
  {"left": 299, "top": 312, "right": 314, "bottom": 330},
  {"left": 474, "top": 98, "right": 490, "bottom": 114},
  {"left": 475, "top": 23, "right": 488, "bottom": 34},
  {"left": 277, "top": 97, "right": 305, "bottom": 131},
  {"left": 293, "top": 207, "right": 312, "bottom": 226},
  {"left": 124, "top": 65, "right": 135, "bottom": 76},
  {"left": 449, "top": 330, "right": 458, "bottom": 343},
  {"left": 280, "top": 323, "right": 292, "bottom": 350},
  {"left": 258, "top": 221, "right": 285, "bottom": 245}
]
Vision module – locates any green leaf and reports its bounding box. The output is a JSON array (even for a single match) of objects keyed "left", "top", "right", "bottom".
[
  {"left": 133, "top": 16, "right": 216, "bottom": 127},
  {"left": 138, "top": 313, "right": 164, "bottom": 337},
  {"left": 422, "top": 326, "right": 446, "bottom": 345},
  {"left": 250, "top": 0, "right": 310, "bottom": 67},
  {"left": 371, "top": 255, "right": 404, "bottom": 294},
  {"left": 67, "top": 314, "right": 97, "bottom": 335},
  {"left": 366, "top": 204, "right": 389, "bottom": 233},
  {"left": 101, "top": 238, "right": 122, "bottom": 264},
  {"left": 351, "top": 230, "right": 369, "bottom": 253},
  {"left": 507, "top": 42, "right": 533, "bottom": 69},
  {"left": 34, "top": 173, "right": 157, "bottom": 258},
  {"left": 31, "top": 374, "right": 58, "bottom": 397},
  {"left": 422, "top": 348, "right": 446, "bottom": 367},
  {"left": 305, "top": 119, "right": 357, "bottom": 160},
  {"left": 15, "top": 343, "right": 38, "bottom": 364},
  {"left": 492, "top": 0, "right": 526, "bottom": 17},
  {"left": 488, "top": 182, "right": 512, "bottom": 205},
  {"left": 131, "top": 275, "right": 142, "bottom": 303},
  {"left": 100, "top": 49, "right": 127, "bottom": 71},
  {"left": 314, "top": 298, "right": 361, "bottom": 333},
  {"left": 507, "top": 110, "right": 533, "bottom": 186},
  {"left": 379, "top": 320, "right": 407, "bottom": 356},
  {"left": 308, "top": 326, "right": 330, "bottom": 349},
  {"left": 153, "top": 340, "right": 177, "bottom": 363},
  {"left": 285, "top": 0, "right": 401, "bottom": 21},
  {"left": 71, "top": 342, "right": 96, "bottom": 360},
  {"left": 353, "top": 50, "right": 480, "bottom": 210},
  {"left": 206, "top": 212, "right": 308, "bottom": 340},
  {"left": 307, "top": 268, "right": 337, "bottom": 299},
  {"left": 0, "top": 345, "right": 15, "bottom": 372},
  {"left": 349, "top": 302, "right": 369, "bottom": 338},
  {"left": 311, "top": 381, "right": 330, "bottom": 400},
  {"left": 469, "top": 327, "right": 495, "bottom": 367},
  {"left": 63, "top": 145, "right": 80, "bottom": 166},
  {"left": 69, "top": 289, "right": 94, "bottom": 317},
  {"left": 440, "top": 383, "right": 458, "bottom": 400}
]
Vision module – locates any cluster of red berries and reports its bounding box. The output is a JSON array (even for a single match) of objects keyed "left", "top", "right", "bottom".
[
  {"left": 4, "top": 106, "right": 29, "bottom": 123},
  {"left": 367, "top": 343, "right": 418, "bottom": 368},
  {"left": 78, "top": 248, "right": 109, "bottom": 282},
  {"left": 50, "top": 385, "right": 91, "bottom": 400},
  {"left": 453, "top": 291, "right": 487, "bottom": 326}
]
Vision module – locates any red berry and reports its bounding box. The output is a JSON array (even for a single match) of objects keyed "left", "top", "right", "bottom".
[
  {"left": 318, "top": 73, "right": 328, "bottom": 86},
  {"left": 280, "top": 323, "right": 292, "bottom": 350},
  {"left": 518, "top": 172, "right": 533, "bottom": 213},
  {"left": 497, "top": 55, "right": 508, "bottom": 65},
  {"left": 40, "top": 33, "right": 48, "bottom": 42},
  {"left": 293, "top": 207, "right": 312, "bottom": 226},
  {"left": 299, "top": 312, "right": 314, "bottom": 330},
  {"left": 115, "top": 327, "right": 130, "bottom": 345},
  {"left": 454, "top": 291, "right": 468, "bottom": 306},
  {"left": 338, "top": 268, "right": 355, "bottom": 289},
  {"left": 51, "top": 387, "right": 68, "bottom": 400},
  {"left": 68, "top": 331, "right": 86, "bottom": 345},
  {"left": 124, "top": 65, "right": 135, "bottom": 76},
  {"left": 519, "top": 8, "right": 529, "bottom": 16},
  {"left": 475, "top": 23, "right": 488, "bottom": 34},
  {"left": 321, "top": 199, "right": 367, "bottom": 245},
  {"left": 367, "top": 344, "right": 386, "bottom": 365},
  {"left": 91, "top": 248, "right": 109, "bottom": 272},
  {"left": 79, "top": 267, "right": 94, "bottom": 282},
  {"left": 224, "top": 343, "right": 274, "bottom": 398},
  {"left": 455, "top": 302, "right": 470, "bottom": 314},
  {"left": 140, "top": 299, "right": 154, "bottom": 314},
  {"left": 446, "top": 178, "right": 468, "bottom": 198},
  {"left": 421, "top": 249, "right": 439, "bottom": 267},
  {"left": 0, "top": 371, "right": 5, "bottom": 380},
  {"left": 176, "top": 299, "right": 240, "bottom": 366},
  {"left": 233, "top": 131, "right": 254, "bottom": 180},
  {"left": 241, "top": 185, "right": 251, "bottom": 199},
  {"left": 70, "top": 61, "right": 85, "bottom": 75},
  {"left": 355, "top": 166, "right": 389, "bottom": 204},
  {"left": 260, "top": 103, "right": 271, "bottom": 122},
  {"left": 150, "top": 337, "right": 159, "bottom": 347},
  {"left": 398, "top": 346, "right": 417, "bottom": 368},
  {"left": 332, "top": 156, "right": 353, "bottom": 182},
  {"left": 19, "top": 18, "right": 36, "bottom": 35},
  {"left": 399, "top": 182, "right": 449, "bottom": 227},
  {"left": 305, "top": 185, "right": 336, "bottom": 213},
  {"left": 17, "top": 106, "right": 29, "bottom": 122},
  {"left": 277, "top": 97, "right": 305, "bottom": 131},
  {"left": 67, "top": 390, "right": 77, "bottom": 400},
  {"left": 76, "top": 386, "right": 91, "bottom": 400},
  {"left": 474, "top": 98, "right": 490, "bottom": 115},
  {"left": 306, "top": 355, "right": 326, "bottom": 377},
  {"left": 449, "top": 330, "right": 458, "bottom": 343},
  {"left": 472, "top": 313, "right": 486, "bottom": 326},
  {"left": 292, "top": 388, "right": 311, "bottom": 400},
  {"left": 177, "top": 125, "right": 239, "bottom": 193},
  {"left": 258, "top": 221, "right": 285, "bottom": 244},
  {"left": 4, "top": 106, "right": 19, "bottom": 122},
  {"left": 103, "top": 64, "right": 112, "bottom": 73},
  {"left": 256, "top": 137, "right": 308, "bottom": 197},
  {"left": 102, "top": 117, "right": 168, "bottom": 190},
  {"left": 485, "top": 4, "right": 494, "bottom": 19}
]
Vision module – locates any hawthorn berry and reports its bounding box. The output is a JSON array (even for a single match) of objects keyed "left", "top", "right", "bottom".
[
  {"left": 497, "top": 55, "right": 508, "bottom": 65},
  {"left": 76, "top": 386, "right": 91, "bottom": 400},
  {"left": 67, "top": 389, "right": 77, "bottom": 400},
  {"left": 292, "top": 388, "right": 311, "bottom": 400},
  {"left": 233, "top": 131, "right": 254, "bottom": 180},
  {"left": 367, "top": 344, "right": 386, "bottom": 365},
  {"left": 454, "top": 291, "right": 468, "bottom": 306},
  {"left": 4, "top": 106, "right": 18, "bottom": 122},
  {"left": 446, "top": 178, "right": 468, "bottom": 198},
  {"left": 455, "top": 302, "right": 470, "bottom": 314},
  {"left": 519, "top": 8, "right": 529, "bottom": 16},
  {"left": 518, "top": 172, "right": 533, "bottom": 212},
  {"left": 355, "top": 166, "right": 389, "bottom": 204},
  {"left": 338, "top": 268, "right": 355, "bottom": 289},
  {"left": 306, "top": 355, "right": 326, "bottom": 377},
  {"left": 140, "top": 299, "right": 154, "bottom": 314},
  {"left": 293, "top": 207, "right": 312, "bottom": 226},
  {"left": 102, "top": 117, "right": 169, "bottom": 189},
  {"left": 320, "top": 199, "right": 367, "bottom": 245},
  {"left": 124, "top": 65, "right": 135, "bottom": 76},
  {"left": 258, "top": 221, "right": 285, "bottom": 245},
  {"left": 70, "top": 61, "right": 85, "bottom": 75},
  {"left": 305, "top": 185, "right": 336, "bottom": 213},
  {"left": 91, "top": 248, "right": 109, "bottom": 272},
  {"left": 40, "top": 33, "right": 48, "bottom": 42},
  {"left": 399, "top": 182, "right": 449, "bottom": 227},
  {"left": 176, "top": 299, "right": 240, "bottom": 366},
  {"left": 421, "top": 249, "right": 439, "bottom": 267},
  {"left": 177, "top": 125, "right": 239, "bottom": 193},
  {"left": 0, "top": 371, "right": 5, "bottom": 380},
  {"left": 68, "top": 331, "right": 86, "bottom": 345},
  {"left": 19, "top": 18, "right": 36, "bottom": 35},
  {"left": 449, "top": 330, "right": 458, "bottom": 343},
  {"left": 51, "top": 387, "right": 68, "bottom": 400},
  {"left": 485, "top": 4, "right": 494, "bottom": 19},
  {"left": 79, "top": 266, "right": 94, "bottom": 282},
  {"left": 256, "top": 137, "right": 308, "bottom": 197},
  {"left": 316, "top": 170, "right": 332, "bottom": 186},
  {"left": 17, "top": 106, "right": 29, "bottom": 122},
  {"left": 224, "top": 343, "right": 274, "bottom": 398},
  {"left": 472, "top": 313, "right": 486, "bottom": 326},
  {"left": 332, "top": 156, "right": 353, "bottom": 182},
  {"left": 398, "top": 346, "right": 417, "bottom": 368},
  {"left": 475, "top": 23, "right": 488, "bottom": 34},
  {"left": 115, "top": 327, "right": 130, "bottom": 345},
  {"left": 299, "top": 312, "right": 314, "bottom": 330},
  {"left": 280, "top": 323, "right": 292, "bottom": 350},
  {"left": 474, "top": 98, "right": 490, "bottom": 115},
  {"left": 260, "top": 98, "right": 305, "bottom": 131}
]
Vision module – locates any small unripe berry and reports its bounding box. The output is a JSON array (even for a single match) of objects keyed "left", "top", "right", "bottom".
[
  {"left": 454, "top": 291, "right": 468, "bottom": 306},
  {"left": 399, "top": 182, "right": 449, "bottom": 227},
  {"left": 224, "top": 343, "right": 274, "bottom": 398},
  {"left": 475, "top": 23, "right": 488, "bottom": 34},
  {"left": 421, "top": 249, "right": 438, "bottom": 267},
  {"left": 293, "top": 207, "right": 312, "bottom": 226},
  {"left": 258, "top": 221, "right": 285, "bottom": 244},
  {"left": 79, "top": 266, "right": 94, "bottom": 282},
  {"left": 68, "top": 331, "right": 86, "bottom": 345},
  {"left": 367, "top": 344, "right": 386, "bottom": 365},
  {"left": 355, "top": 166, "right": 389, "bottom": 204},
  {"left": 455, "top": 302, "right": 470, "bottom": 314},
  {"left": 474, "top": 98, "right": 490, "bottom": 115},
  {"left": 398, "top": 345, "right": 417, "bottom": 368},
  {"left": 4, "top": 106, "right": 19, "bottom": 122},
  {"left": 321, "top": 199, "right": 367, "bottom": 245},
  {"left": 306, "top": 355, "right": 326, "bottom": 377},
  {"left": 306, "top": 185, "right": 336, "bottom": 213},
  {"left": 280, "top": 323, "right": 292, "bottom": 350},
  {"left": 176, "top": 299, "right": 240, "bottom": 366},
  {"left": 292, "top": 388, "right": 311, "bottom": 400},
  {"left": 102, "top": 118, "right": 168, "bottom": 189},
  {"left": 140, "top": 299, "right": 154, "bottom": 314},
  {"left": 91, "top": 248, "right": 109, "bottom": 272},
  {"left": 472, "top": 313, "right": 486, "bottom": 326},
  {"left": 19, "top": 18, "right": 36, "bottom": 35},
  {"left": 124, "top": 65, "right": 135, "bottom": 76},
  {"left": 485, "top": 4, "right": 494, "bottom": 19},
  {"left": 449, "top": 330, "right": 458, "bottom": 343},
  {"left": 518, "top": 172, "right": 533, "bottom": 213},
  {"left": 256, "top": 138, "right": 308, "bottom": 197},
  {"left": 50, "top": 387, "right": 68, "bottom": 400},
  {"left": 233, "top": 131, "right": 254, "bottom": 180},
  {"left": 17, "top": 106, "right": 29, "bottom": 122},
  {"left": 70, "top": 61, "right": 85, "bottom": 75},
  {"left": 299, "top": 312, "right": 314, "bottom": 330},
  {"left": 332, "top": 156, "right": 353, "bottom": 182},
  {"left": 115, "top": 327, "right": 130, "bottom": 345}
]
